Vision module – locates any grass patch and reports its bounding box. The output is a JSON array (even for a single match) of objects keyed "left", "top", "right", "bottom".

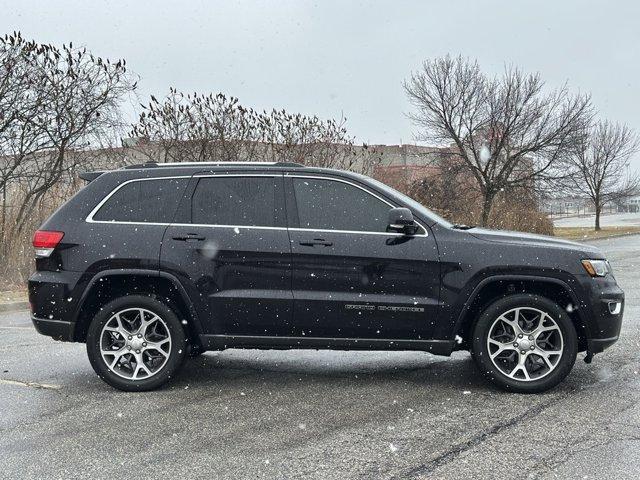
[{"left": 554, "top": 226, "right": 640, "bottom": 241}]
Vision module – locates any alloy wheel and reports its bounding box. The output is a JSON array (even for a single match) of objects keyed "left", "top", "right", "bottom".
[
  {"left": 486, "top": 307, "right": 564, "bottom": 382},
  {"left": 100, "top": 308, "right": 172, "bottom": 380}
]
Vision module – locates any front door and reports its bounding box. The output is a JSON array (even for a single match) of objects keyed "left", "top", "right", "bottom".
[
  {"left": 285, "top": 175, "right": 440, "bottom": 340},
  {"left": 160, "top": 173, "right": 293, "bottom": 337}
]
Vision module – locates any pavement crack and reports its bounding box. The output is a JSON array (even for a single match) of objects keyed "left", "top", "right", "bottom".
[
  {"left": 526, "top": 397, "right": 640, "bottom": 477},
  {"left": 0, "top": 378, "right": 61, "bottom": 390},
  {"left": 396, "top": 392, "right": 571, "bottom": 479},
  {"left": 0, "top": 343, "right": 43, "bottom": 350}
]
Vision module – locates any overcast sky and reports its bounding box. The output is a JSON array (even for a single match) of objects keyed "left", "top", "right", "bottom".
[{"left": 2, "top": 0, "right": 640, "bottom": 169}]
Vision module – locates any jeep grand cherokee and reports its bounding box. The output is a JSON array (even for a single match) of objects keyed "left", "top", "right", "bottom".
[{"left": 28, "top": 162, "right": 624, "bottom": 392}]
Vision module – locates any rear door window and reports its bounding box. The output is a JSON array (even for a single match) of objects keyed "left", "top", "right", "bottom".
[
  {"left": 92, "top": 178, "right": 189, "bottom": 223},
  {"left": 191, "top": 176, "right": 280, "bottom": 227}
]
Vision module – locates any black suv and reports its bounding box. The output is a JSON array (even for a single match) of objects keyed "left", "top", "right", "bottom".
[{"left": 29, "top": 162, "right": 624, "bottom": 392}]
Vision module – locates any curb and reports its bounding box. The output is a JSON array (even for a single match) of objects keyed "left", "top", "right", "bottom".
[
  {"left": 597, "top": 231, "right": 640, "bottom": 239},
  {"left": 0, "top": 301, "right": 29, "bottom": 313},
  {"left": 579, "top": 232, "right": 640, "bottom": 243}
]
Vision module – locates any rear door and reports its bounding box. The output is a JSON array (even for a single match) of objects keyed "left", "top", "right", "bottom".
[
  {"left": 160, "top": 173, "right": 293, "bottom": 336},
  {"left": 285, "top": 174, "right": 441, "bottom": 340}
]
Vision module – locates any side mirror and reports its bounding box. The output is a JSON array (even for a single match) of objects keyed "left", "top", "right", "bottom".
[{"left": 387, "top": 207, "right": 418, "bottom": 234}]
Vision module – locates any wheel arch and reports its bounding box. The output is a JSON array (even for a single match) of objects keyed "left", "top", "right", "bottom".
[
  {"left": 453, "top": 275, "right": 590, "bottom": 352},
  {"left": 72, "top": 269, "right": 203, "bottom": 348}
]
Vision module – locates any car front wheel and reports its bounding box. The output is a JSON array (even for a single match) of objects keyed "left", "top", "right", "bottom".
[
  {"left": 471, "top": 294, "right": 578, "bottom": 393},
  {"left": 86, "top": 295, "right": 187, "bottom": 391}
]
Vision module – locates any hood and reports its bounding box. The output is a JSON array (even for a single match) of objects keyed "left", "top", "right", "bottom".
[{"left": 468, "top": 227, "right": 602, "bottom": 255}]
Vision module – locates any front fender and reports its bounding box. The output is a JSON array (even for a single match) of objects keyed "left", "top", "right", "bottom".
[{"left": 449, "top": 273, "right": 591, "bottom": 343}]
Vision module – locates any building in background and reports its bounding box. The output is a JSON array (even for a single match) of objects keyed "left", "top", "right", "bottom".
[
  {"left": 618, "top": 195, "right": 640, "bottom": 213},
  {"left": 541, "top": 196, "right": 593, "bottom": 216},
  {"left": 368, "top": 144, "right": 445, "bottom": 191},
  {"left": 541, "top": 195, "right": 635, "bottom": 216}
]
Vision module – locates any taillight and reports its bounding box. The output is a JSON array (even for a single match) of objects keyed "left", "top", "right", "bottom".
[{"left": 33, "top": 230, "right": 64, "bottom": 258}]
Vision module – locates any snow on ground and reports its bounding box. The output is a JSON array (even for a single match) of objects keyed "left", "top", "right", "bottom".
[{"left": 553, "top": 212, "right": 640, "bottom": 227}]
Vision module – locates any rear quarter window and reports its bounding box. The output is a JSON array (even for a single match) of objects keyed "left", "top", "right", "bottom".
[{"left": 92, "top": 178, "right": 189, "bottom": 223}]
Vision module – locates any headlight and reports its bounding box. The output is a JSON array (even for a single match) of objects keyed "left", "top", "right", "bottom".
[{"left": 581, "top": 259, "right": 610, "bottom": 277}]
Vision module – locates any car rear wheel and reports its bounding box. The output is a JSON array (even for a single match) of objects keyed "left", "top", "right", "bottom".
[
  {"left": 471, "top": 294, "right": 578, "bottom": 393},
  {"left": 86, "top": 295, "right": 187, "bottom": 391},
  {"left": 187, "top": 344, "right": 205, "bottom": 358}
]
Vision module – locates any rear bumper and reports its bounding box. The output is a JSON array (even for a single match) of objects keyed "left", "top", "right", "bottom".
[
  {"left": 31, "top": 315, "right": 74, "bottom": 341},
  {"left": 28, "top": 270, "right": 83, "bottom": 342}
]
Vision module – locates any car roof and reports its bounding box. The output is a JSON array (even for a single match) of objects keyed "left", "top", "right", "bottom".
[
  {"left": 79, "top": 161, "right": 447, "bottom": 227},
  {"left": 81, "top": 161, "right": 366, "bottom": 182},
  {"left": 123, "top": 161, "right": 303, "bottom": 169}
]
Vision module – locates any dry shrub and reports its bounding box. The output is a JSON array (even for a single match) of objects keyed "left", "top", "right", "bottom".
[
  {"left": 404, "top": 174, "right": 553, "bottom": 235},
  {"left": 487, "top": 195, "right": 554, "bottom": 235},
  {"left": 0, "top": 181, "right": 80, "bottom": 288}
]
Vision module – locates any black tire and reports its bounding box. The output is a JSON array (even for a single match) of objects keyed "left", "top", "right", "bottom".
[
  {"left": 471, "top": 294, "right": 578, "bottom": 394},
  {"left": 187, "top": 344, "right": 205, "bottom": 358},
  {"left": 86, "top": 295, "right": 187, "bottom": 391}
]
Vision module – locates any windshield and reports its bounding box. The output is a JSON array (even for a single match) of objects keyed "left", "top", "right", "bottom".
[{"left": 361, "top": 175, "right": 454, "bottom": 228}]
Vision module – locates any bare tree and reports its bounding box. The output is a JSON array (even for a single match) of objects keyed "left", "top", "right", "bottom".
[
  {"left": 0, "top": 32, "right": 136, "bottom": 281},
  {"left": 406, "top": 151, "right": 478, "bottom": 224},
  {"left": 130, "top": 89, "right": 383, "bottom": 174},
  {"left": 258, "top": 109, "right": 382, "bottom": 172},
  {"left": 10, "top": 38, "right": 135, "bottom": 231},
  {"left": 131, "top": 89, "right": 263, "bottom": 163},
  {"left": 404, "top": 55, "right": 592, "bottom": 226},
  {"left": 566, "top": 121, "right": 639, "bottom": 230},
  {"left": 0, "top": 33, "right": 47, "bottom": 193}
]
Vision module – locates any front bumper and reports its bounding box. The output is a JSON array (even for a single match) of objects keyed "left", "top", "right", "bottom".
[
  {"left": 576, "top": 273, "right": 624, "bottom": 354},
  {"left": 588, "top": 336, "right": 620, "bottom": 354},
  {"left": 31, "top": 315, "right": 74, "bottom": 341}
]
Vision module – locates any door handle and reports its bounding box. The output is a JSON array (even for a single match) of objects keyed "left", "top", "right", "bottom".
[
  {"left": 299, "top": 238, "right": 333, "bottom": 247},
  {"left": 172, "top": 233, "right": 205, "bottom": 241}
]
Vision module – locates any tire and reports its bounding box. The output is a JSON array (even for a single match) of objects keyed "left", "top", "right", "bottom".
[
  {"left": 187, "top": 344, "right": 205, "bottom": 358},
  {"left": 86, "top": 295, "right": 187, "bottom": 391},
  {"left": 471, "top": 294, "right": 578, "bottom": 394}
]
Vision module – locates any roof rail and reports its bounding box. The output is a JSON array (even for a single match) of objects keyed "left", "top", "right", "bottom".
[{"left": 123, "top": 161, "right": 304, "bottom": 169}]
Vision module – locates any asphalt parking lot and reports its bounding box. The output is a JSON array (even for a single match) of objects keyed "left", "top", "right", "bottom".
[{"left": 1, "top": 235, "right": 639, "bottom": 479}]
